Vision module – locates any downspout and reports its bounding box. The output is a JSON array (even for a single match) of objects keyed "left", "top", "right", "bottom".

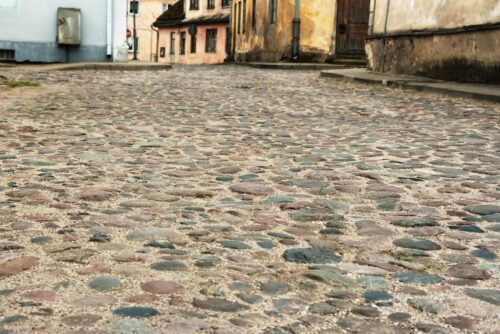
[
  {"left": 151, "top": 24, "right": 159, "bottom": 62},
  {"left": 380, "top": 0, "right": 390, "bottom": 72},
  {"left": 227, "top": 0, "right": 233, "bottom": 61},
  {"left": 292, "top": 0, "right": 300, "bottom": 60},
  {"left": 106, "top": 0, "right": 113, "bottom": 57}
]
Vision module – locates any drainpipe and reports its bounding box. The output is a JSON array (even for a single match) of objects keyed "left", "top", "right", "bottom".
[
  {"left": 106, "top": 0, "right": 113, "bottom": 57},
  {"left": 151, "top": 24, "right": 159, "bottom": 62},
  {"left": 380, "top": 0, "right": 390, "bottom": 72},
  {"left": 292, "top": 0, "right": 300, "bottom": 60}
]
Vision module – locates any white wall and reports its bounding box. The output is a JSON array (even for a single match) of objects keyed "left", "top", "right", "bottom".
[
  {"left": 372, "top": 0, "right": 500, "bottom": 34},
  {"left": 0, "top": 0, "right": 128, "bottom": 61}
]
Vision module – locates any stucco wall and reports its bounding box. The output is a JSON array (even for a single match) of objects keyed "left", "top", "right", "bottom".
[
  {"left": 158, "top": 23, "right": 228, "bottom": 64},
  {"left": 0, "top": 0, "right": 127, "bottom": 62},
  {"left": 367, "top": 0, "right": 500, "bottom": 83},
  {"left": 127, "top": 0, "right": 176, "bottom": 62},
  {"left": 233, "top": 0, "right": 336, "bottom": 62},
  {"left": 372, "top": 0, "right": 500, "bottom": 35},
  {"left": 185, "top": 0, "right": 231, "bottom": 19}
]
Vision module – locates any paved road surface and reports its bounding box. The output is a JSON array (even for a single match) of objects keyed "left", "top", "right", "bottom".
[{"left": 0, "top": 65, "right": 499, "bottom": 333}]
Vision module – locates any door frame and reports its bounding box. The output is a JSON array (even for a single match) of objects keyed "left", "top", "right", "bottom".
[{"left": 335, "top": 0, "right": 368, "bottom": 56}]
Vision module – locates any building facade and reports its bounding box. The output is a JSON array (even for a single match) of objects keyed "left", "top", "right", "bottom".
[
  {"left": 154, "top": 0, "right": 230, "bottom": 64},
  {"left": 366, "top": 0, "right": 500, "bottom": 83},
  {"left": 127, "top": 0, "right": 177, "bottom": 62},
  {"left": 231, "top": 0, "right": 370, "bottom": 63},
  {"left": 0, "top": 0, "right": 128, "bottom": 63}
]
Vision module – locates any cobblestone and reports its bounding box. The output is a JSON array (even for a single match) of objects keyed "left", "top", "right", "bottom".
[{"left": 0, "top": 65, "right": 499, "bottom": 333}]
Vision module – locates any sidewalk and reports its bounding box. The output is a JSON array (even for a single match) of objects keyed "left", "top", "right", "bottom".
[
  {"left": 321, "top": 68, "right": 500, "bottom": 103},
  {"left": 0, "top": 62, "right": 172, "bottom": 72},
  {"left": 236, "top": 62, "right": 350, "bottom": 71}
]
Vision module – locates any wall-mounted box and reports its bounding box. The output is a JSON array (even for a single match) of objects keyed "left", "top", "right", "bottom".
[{"left": 57, "top": 8, "right": 81, "bottom": 45}]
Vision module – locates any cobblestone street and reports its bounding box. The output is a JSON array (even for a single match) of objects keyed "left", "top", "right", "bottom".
[{"left": 0, "top": 65, "right": 499, "bottom": 334}]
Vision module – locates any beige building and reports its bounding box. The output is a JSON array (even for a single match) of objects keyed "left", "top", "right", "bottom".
[
  {"left": 154, "top": 0, "right": 230, "bottom": 64},
  {"left": 366, "top": 0, "right": 500, "bottom": 83},
  {"left": 231, "top": 0, "right": 370, "bottom": 63},
  {"left": 127, "top": 0, "right": 177, "bottom": 61}
]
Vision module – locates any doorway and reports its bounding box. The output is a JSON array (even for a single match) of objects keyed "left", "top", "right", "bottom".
[{"left": 336, "top": 0, "right": 370, "bottom": 55}]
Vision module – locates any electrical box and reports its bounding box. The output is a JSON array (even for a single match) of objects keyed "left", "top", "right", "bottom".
[{"left": 57, "top": 8, "right": 81, "bottom": 46}]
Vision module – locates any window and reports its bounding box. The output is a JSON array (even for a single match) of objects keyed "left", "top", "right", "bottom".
[
  {"left": 222, "top": 0, "right": 230, "bottom": 7},
  {"left": 237, "top": 2, "right": 241, "bottom": 34},
  {"left": 205, "top": 29, "right": 217, "bottom": 53},
  {"left": 170, "top": 32, "right": 175, "bottom": 54},
  {"left": 252, "top": 0, "right": 256, "bottom": 29},
  {"left": 207, "top": 0, "right": 215, "bottom": 9},
  {"left": 225, "top": 28, "right": 231, "bottom": 55},
  {"left": 160, "top": 47, "right": 166, "bottom": 58},
  {"left": 190, "top": 0, "right": 199, "bottom": 10},
  {"left": 128, "top": 37, "right": 138, "bottom": 53},
  {"left": 180, "top": 32, "right": 186, "bottom": 55},
  {"left": 162, "top": 3, "right": 169, "bottom": 12},
  {"left": 269, "top": 0, "right": 277, "bottom": 24},
  {"left": 190, "top": 34, "right": 197, "bottom": 53},
  {"left": 242, "top": 0, "right": 247, "bottom": 33},
  {"left": 129, "top": 0, "right": 139, "bottom": 15}
]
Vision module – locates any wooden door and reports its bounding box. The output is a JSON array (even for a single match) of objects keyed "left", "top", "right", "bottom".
[{"left": 336, "top": 0, "right": 370, "bottom": 55}]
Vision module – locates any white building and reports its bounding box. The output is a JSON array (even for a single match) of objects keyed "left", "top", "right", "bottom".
[{"left": 0, "top": 0, "right": 129, "bottom": 62}]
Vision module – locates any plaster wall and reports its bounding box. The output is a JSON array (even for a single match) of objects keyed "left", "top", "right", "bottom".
[
  {"left": 127, "top": 0, "right": 176, "bottom": 61},
  {"left": 185, "top": 0, "right": 231, "bottom": 19},
  {"left": 0, "top": 0, "right": 128, "bottom": 62},
  {"left": 233, "top": 0, "right": 336, "bottom": 62},
  {"left": 372, "top": 0, "right": 500, "bottom": 35},
  {"left": 367, "top": 0, "right": 500, "bottom": 83},
  {"left": 158, "top": 23, "right": 228, "bottom": 64}
]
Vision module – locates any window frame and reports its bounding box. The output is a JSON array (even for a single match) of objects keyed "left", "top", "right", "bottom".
[
  {"left": 207, "top": 0, "right": 215, "bottom": 9},
  {"left": 190, "top": 0, "right": 199, "bottom": 10},
  {"left": 179, "top": 32, "right": 186, "bottom": 55},
  {"left": 251, "top": 0, "right": 256, "bottom": 29},
  {"left": 242, "top": 0, "right": 247, "bottom": 33},
  {"left": 190, "top": 34, "right": 197, "bottom": 53},
  {"left": 205, "top": 28, "right": 217, "bottom": 53},
  {"left": 269, "top": 0, "right": 277, "bottom": 25},
  {"left": 237, "top": 2, "right": 241, "bottom": 34},
  {"left": 170, "top": 32, "right": 176, "bottom": 54}
]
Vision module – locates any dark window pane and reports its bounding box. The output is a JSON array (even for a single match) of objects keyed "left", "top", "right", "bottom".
[{"left": 205, "top": 29, "right": 217, "bottom": 53}]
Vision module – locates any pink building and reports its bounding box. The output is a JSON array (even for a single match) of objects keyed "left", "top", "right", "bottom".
[{"left": 153, "top": 0, "right": 230, "bottom": 64}]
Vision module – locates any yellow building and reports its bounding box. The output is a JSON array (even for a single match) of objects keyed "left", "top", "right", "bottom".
[
  {"left": 127, "top": 0, "right": 177, "bottom": 61},
  {"left": 231, "top": 0, "right": 370, "bottom": 63}
]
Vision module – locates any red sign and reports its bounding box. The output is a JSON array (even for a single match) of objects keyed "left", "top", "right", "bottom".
[{"left": 126, "top": 29, "right": 132, "bottom": 38}]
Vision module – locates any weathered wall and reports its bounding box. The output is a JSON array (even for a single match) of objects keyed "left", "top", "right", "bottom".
[
  {"left": 372, "top": 0, "right": 500, "bottom": 34},
  {"left": 233, "top": 0, "right": 336, "bottom": 62},
  {"left": 158, "top": 23, "right": 228, "bottom": 64},
  {"left": 128, "top": 0, "right": 177, "bottom": 62},
  {"left": 366, "top": 29, "right": 500, "bottom": 83},
  {"left": 0, "top": 0, "right": 127, "bottom": 62},
  {"left": 367, "top": 0, "right": 500, "bottom": 83},
  {"left": 185, "top": 0, "right": 231, "bottom": 19}
]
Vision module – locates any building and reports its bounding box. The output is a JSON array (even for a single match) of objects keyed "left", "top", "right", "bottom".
[
  {"left": 366, "top": 0, "right": 500, "bottom": 83},
  {"left": 126, "top": 0, "right": 177, "bottom": 62},
  {"left": 153, "top": 0, "right": 230, "bottom": 64},
  {"left": 231, "top": 0, "right": 370, "bottom": 63},
  {"left": 0, "top": 0, "right": 128, "bottom": 63}
]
